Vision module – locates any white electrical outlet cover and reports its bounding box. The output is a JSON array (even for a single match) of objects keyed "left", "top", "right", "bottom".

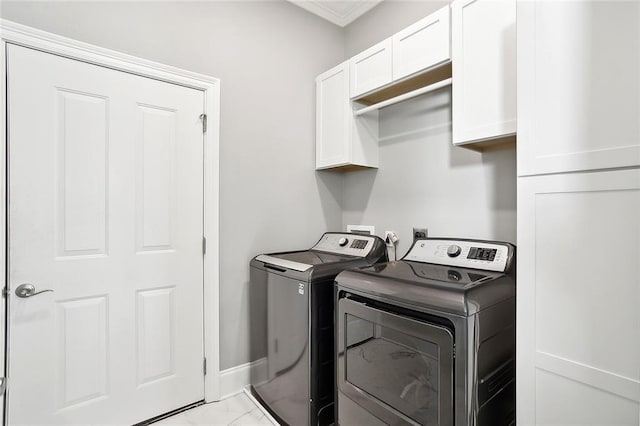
[{"left": 346, "top": 225, "right": 375, "bottom": 235}]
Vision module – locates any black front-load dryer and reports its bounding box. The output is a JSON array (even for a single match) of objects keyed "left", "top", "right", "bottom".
[{"left": 249, "top": 232, "right": 387, "bottom": 426}]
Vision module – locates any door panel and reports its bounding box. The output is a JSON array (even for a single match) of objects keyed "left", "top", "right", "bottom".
[
  {"left": 137, "top": 105, "right": 176, "bottom": 251},
  {"left": 56, "top": 90, "right": 109, "bottom": 256},
  {"left": 337, "top": 298, "right": 454, "bottom": 426},
  {"left": 7, "top": 44, "right": 205, "bottom": 425},
  {"left": 136, "top": 287, "right": 176, "bottom": 385},
  {"left": 56, "top": 296, "right": 109, "bottom": 409}
]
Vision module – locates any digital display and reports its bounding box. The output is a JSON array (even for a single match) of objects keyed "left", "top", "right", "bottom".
[
  {"left": 467, "top": 247, "right": 497, "bottom": 261},
  {"left": 350, "top": 239, "right": 368, "bottom": 250}
]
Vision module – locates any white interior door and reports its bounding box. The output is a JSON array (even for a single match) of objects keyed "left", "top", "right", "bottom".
[{"left": 7, "top": 44, "right": 205, "bottom": 425}]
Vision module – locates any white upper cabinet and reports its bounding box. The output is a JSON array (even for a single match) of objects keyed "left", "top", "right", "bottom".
[
  {"left": 350, "top": 6, "right": 451, "bottom": 100},
  {"left": 451, "top": 0, "right": 516, "bottom": 147},
  {"left": 392, "top": 6, "right": 450, "bottom": 81},
  {"left": 318, "top": 6, "right": 454, "bottom": 170},
  {"left": 316, "top": 61, "right": 378, "bottom": 171},
  {"left": 316, "top": 62, "right": 350, "bottom": 168},
  {"left": 349, "top": 39, "right": 393, "bottom": 99},
  {"left": 518, "top": 0, "right": 640, "bottom": 175}
]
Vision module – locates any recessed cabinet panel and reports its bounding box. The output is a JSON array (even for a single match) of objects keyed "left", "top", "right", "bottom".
[
  {"left": 393, "top": 6, "right": 450, "bottom": 81},
  {"left": 518, "top": 0, "right": 640, "bottom": 175},
  {"left": 350, "top": 39, "right": 393, "bottom": 99},
  {"left": 535, "top": 370, "right": 639, "bottom": 425},
  {"left": 452, "top": 0, "right": 516, "bottom": 146},
  {"left": 517, "top": 169, "right": 640, "bottom": 424}
]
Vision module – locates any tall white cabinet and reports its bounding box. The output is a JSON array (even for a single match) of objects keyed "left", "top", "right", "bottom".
[{"left": 517, "top": 1, "right": 640, "bottom": 424}]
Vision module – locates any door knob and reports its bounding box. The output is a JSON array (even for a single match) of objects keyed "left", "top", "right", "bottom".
[{"left": 15, "top": 283, "right": 53, "bottom": 298}]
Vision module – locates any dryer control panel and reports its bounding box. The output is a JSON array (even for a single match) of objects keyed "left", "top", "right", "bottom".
[
  {"left": 312, "top": 233, "right": 378, "bottom": 257},
  {"left": 404, "top": 239, "right": 511, "bottom": 272}
]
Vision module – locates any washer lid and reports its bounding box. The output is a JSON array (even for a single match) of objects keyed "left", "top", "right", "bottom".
[
  {"left": 275, "top": 250, "right": 357, "bottom": 264},
  {"left": 255, "top": 250, "right": 359, "bottom": 272}
]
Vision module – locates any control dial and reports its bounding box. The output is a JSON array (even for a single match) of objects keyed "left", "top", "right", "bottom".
[
  {"left": 447, "top": 245, "right": 462, "bottom": 257},
  {"left": 338, "top": 237, "right": 349, "bottom": 247}
]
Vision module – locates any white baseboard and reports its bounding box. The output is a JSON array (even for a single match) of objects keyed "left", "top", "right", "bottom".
[{"left": 219, "top": 357, "right": 267, "bottom": 400}]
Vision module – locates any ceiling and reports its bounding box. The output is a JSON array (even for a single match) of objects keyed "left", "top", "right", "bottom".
[{"left": 287, "top": 0, "right": 384, "bottom": 27}]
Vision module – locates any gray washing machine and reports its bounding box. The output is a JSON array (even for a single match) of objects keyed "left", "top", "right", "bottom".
[
  {"left": 335, "top": 237, "right": 516, "bottom": 426},
  {"left": 249, "top": 232, "right": 387, "bottom": 426}
]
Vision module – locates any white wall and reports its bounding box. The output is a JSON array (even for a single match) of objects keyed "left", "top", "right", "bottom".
[
  {"left": 343, "top": 90, "right": 517, "bottom": 256},
  {"left": 0, "top": 0, "right": 345, "bottom": 370},
  {"left": 343, "top": 0, "right": 517, "bottom": 255}
]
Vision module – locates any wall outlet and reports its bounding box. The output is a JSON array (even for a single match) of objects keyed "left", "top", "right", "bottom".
[{"left": 413, "top": 227, "right": 428, "bottom": 242}]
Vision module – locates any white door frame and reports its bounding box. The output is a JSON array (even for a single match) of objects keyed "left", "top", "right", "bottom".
[{"left": 0, "top": 19, "right": 222, "bottom": 410}]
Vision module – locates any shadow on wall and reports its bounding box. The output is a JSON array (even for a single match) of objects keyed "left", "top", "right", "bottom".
[
  {"left": 378, "top": 87, "right": 451, "bottom": 149},
  {"left": 315, "top": 170, "right": 346, "bottom": 230},
  {"left": 328, "top": 168, "right": 378, "bottom": 226},
  {"left": 481, "top": 148, "right": 517, "bottom": 243},
  {"left": 448, "top": 140, "right": 484, "bottom": 168}
]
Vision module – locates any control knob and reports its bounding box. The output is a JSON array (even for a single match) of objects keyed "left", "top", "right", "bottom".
[
  {"left": 447, "top": 245, "right": 462, "bottom": 257},
  {"left": 338, "top": 237, "right": 349, "bottom": 247}
]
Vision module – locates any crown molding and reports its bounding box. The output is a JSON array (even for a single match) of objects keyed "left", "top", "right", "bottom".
[{"left": 288, "top": 0, "right": 383, "bottom": 27}]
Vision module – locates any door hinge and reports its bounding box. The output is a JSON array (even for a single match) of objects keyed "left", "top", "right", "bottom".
[
  {"left": 202, "top": 237, "right": 207, "bottom": 255},
  {"left": 203, "top": 357, "right": 207, "bottom": 376},
  {"left": 199, "top": 113, "right": 207, "bottom": 133}
]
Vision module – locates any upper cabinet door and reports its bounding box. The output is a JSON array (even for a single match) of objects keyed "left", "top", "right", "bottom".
[
  {"left": 451, "top": 0, "right": 516, "bottom": 146},
  {"left": 518, "top": 1, "right": 640, "bottom": 176},
  {"left": 350, "top": 39, "right": 393, "bottom": 99},
  {"left": 316, "top": 62, "right": 350, "bottom": 169},
  {"left": 392, "top": 6, "right": 451, "bottom": 81}
]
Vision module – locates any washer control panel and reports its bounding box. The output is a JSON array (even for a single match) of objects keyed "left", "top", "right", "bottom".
[
  {"left": 312, "top": 233, "right": 376, "bottom": 257},
  {"left": 404, "top": 239, "right": 510, "bottom": 272}
]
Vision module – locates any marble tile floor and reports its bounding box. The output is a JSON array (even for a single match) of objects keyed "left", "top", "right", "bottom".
[{"left": 154, "top": 391, "right": 278, "bottom": 426}]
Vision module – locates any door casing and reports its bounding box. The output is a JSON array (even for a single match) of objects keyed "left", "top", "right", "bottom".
[{"left": 0, "top": 18, "right": 222, "bottom": 420}]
